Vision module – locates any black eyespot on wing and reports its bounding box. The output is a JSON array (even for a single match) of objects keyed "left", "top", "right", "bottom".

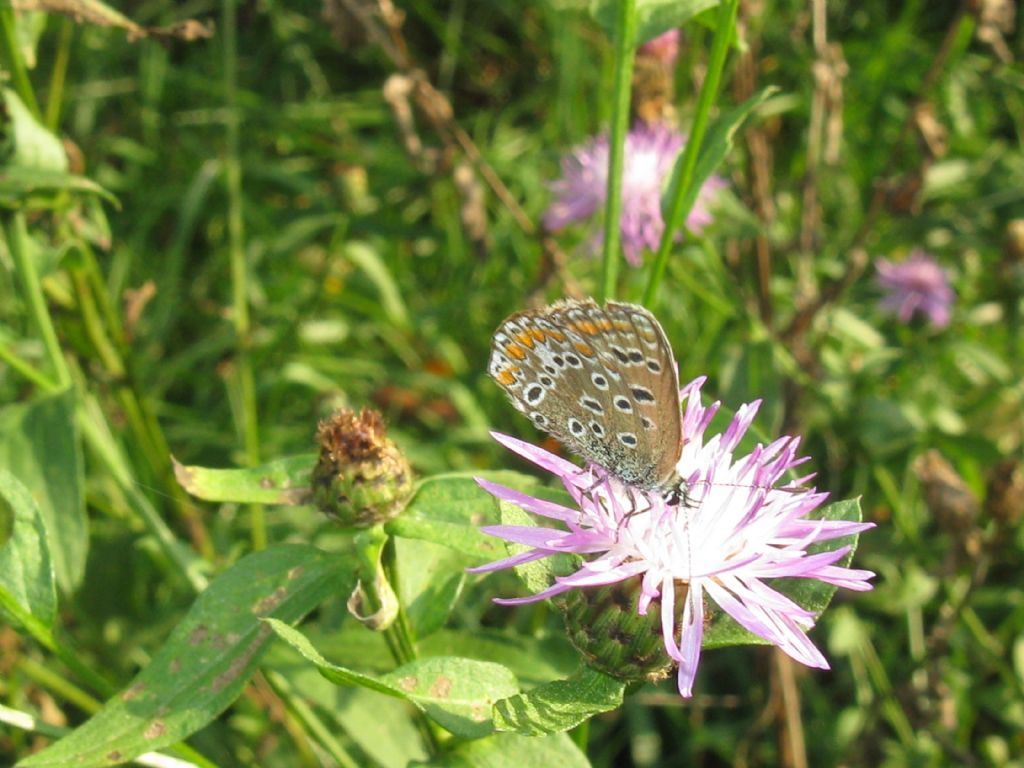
[
  {"left": 646, "top": 358, "right": 663, "bottom": 373},
  {"left": 618, "top": 432, "right": 638, "bottom": 447},
  {"left": 591, "top": 373, "right": 609, "bottom": 390},
  {"left": 628, "top": 350, "right": 644, "bottom": 364},
  {"left": 565, "top": 354, "right": 582, "bottom": 368},
  {"left": 589, "top": 421, "right": 605, "bottom": 437},
  {"left": 613, "top": 396, "right": 632, "bottom": 413},
  {"left": 539, "top": 375, "right": 554, "bottom": 388},
  {"left": 611, "top": 346, "right": 630, "bottom": 363},
  {"left": 632, "top": 386, "right": 656, "bottom": 403},
  {"left": 580, "top": 396, "right": 603, "bottom": 414},
  {"left": 568, "top": 417, "right": 585, "bottom": 436},
  {"left": 525, "top": 385, "right": 544, "bottom": 404}
]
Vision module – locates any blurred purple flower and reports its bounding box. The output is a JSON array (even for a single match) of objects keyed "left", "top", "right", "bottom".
[
  {"left": 470, "top": 377, "right": 874, "bottom": 698},
  {"left": 876, "top": 249, "right": 954, "bottom": 328},
  {"left": 639, "top": 29, "right": 681, "bottom": 66},
  {"left": 544, "top": 126, "right": 726, "bottom": 266}
]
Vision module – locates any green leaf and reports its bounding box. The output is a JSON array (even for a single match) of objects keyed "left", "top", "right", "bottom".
[
  {"left": 3, "top": 88, "right": 66, "bottom": 173},
  {"left": 380, "top": 657, "right": 520, "bottom": 739},
  {"left": 665, "top": 86, "right": 780, "bottom": 232},
  {"left": 493, "top": 666, "right": 625, "bottom": 736},
  {"left": 172, "top": 454, "right": 315, "bottom": 505},
  {"left": 0, "top": 390, "right": 87, "bottom": 593},
  {"left": 499, "top": 500, "right": 579, "bottom": 595},
  {"left": 0, "top": 167, "right": 117, "bottom": 209},
  {"left": 17, "top": 544, "right": 349, "bottom": 768},
  {"left": 430, "top": 732, "right": 591, "bottom": 768},
  {"left": 418, "top": 629, "right": 579, "bottom": 687},
  {"left": 590, "top": 0, "right": 722, "bottom": 45},
  {"left": 0, "top": 468, "right": 56, "bottom": 630},
  {"left": 387, "top": 471, "right": 543, "bottom": 562},
  {"left": 345, "top": 240, "right": 411, "bottom": 332},
  {"left": 394, "top": 535, "right": 467, "bottom": 639},
  {"left": 704, "top": 498, "right": 867, "bottom": 648},
  {"left": 268, "top": 620, "right": 520, "bottom": 739}
]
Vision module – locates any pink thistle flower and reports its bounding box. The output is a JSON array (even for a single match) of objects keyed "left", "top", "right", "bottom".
[
  {"left": 544, "top": 126, "right": 726, "bottom": 266},
  {"left": 470, "top": 377, "right": 874, "bottom": 698},
  {"left": 875, "top": 249, "right": 954, "bottom": 329},
  {"left": 638, "top": 29, "right": 681, "bottom": 66}
]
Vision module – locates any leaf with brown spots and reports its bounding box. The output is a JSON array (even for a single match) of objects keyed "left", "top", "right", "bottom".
[
  {"left": 267, "top": 620, "right": 520, "bottom": 740},
  {"left": 172, "top": 454, "right": 315, "bottom": 505},
  {"left": 16, "top": 544, "right": 351, "bottom": 768}
]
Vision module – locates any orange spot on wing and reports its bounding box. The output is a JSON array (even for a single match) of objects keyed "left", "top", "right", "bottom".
[
  {"left": 574, "top": 341, "right": 594, "bottom": 357},
  {"left": 528, "top": 328, "right": 546, "bottom": 343},
  {"left": 506, "top": 343, "right": 527, "bottom": 360},
  {"left": 496, "top": 369, "right": 518, "bottom": 386},
  {"left": 514, "top": 332, "right": 535, "bottom": 348},
  {"left": 548, "top": 330, "right": 566, "bottom": 342}
]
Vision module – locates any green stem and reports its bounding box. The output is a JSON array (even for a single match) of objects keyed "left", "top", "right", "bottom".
[
  {"left": 17, "top": 656, "right": 103, "bottom": 714},
  {"left": 223, "top": 0, "right": 264, "bottom": 551},
  {"left": 598, "top": 0, "right": 637, "bottom": 304},
  {"left": 45, "top": 17, "right": 74, "bottom": 130},
  {"left": 0, "top": 6, "right": 41, "bottom": 120},
  {"left": 0, "top": 591, "right": 113, "bottom": 697},
  {"left": 0, "top": 338, "right": 60, "bottom": 392},
  {"left": 642, "top": 0, "right": 738, "bottom": 307},
  {"left": 5, "top": 213, "right": 72, "bottom": 388},
  {"left": 71, "top": 250, "right": 215, "bottom": 560},
  {"left": 77, "top": 393, "right": 208, "bottom": 594},
  {"left": 264, "top": 670, "right": 360, "bottom": 768}
]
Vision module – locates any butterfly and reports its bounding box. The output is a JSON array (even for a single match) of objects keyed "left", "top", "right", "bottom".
[{"left": 488, "top": 298, "right": 686, "bottom": 504}]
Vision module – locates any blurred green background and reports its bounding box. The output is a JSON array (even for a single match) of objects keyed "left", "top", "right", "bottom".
[{"left": 2, "top": 1, "right": 1023, "bottom": 765}]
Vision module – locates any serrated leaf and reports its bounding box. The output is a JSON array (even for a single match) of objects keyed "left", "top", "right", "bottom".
[
  {"left": 0, "top": 390, "right": 87, "bottom": 593},
  {"left": 590, "top": 0, "right": 722, "bottom": 45},
  {"left": 387, "top": 472, "right": 544, "bottom": 562},
  {"left": 172, "top": 454, "right": 314, "bottom": 505},
  {"left": 428, "top": 732, "right": 590, "bottom": 768},
  {"left": 267, "top": 620, "right": 520, "bottom": 739},
  {"left": 0, "top": 468, "right": 56, "bottom": 629},
  {"left": 17, "top": 544, "right": 348, "bottom": 768},
  {"left": 493, "top": 666, "right": 624, "bottom": 736},
  {"left": 704, "top": 498, "right": 866, "bottom": 648}
]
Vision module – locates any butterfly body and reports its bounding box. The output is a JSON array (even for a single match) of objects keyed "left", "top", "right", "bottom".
[{"left": 488, "top": 299, "right": 685, "bottom": 503}]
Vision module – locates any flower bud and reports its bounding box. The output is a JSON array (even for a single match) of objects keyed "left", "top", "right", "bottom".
[
  {"left": 311, "top": 408, "right": 413, "bottom": 526},
  {"left": 553, "top": 579, "right": 682, "bottom": 683}
]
